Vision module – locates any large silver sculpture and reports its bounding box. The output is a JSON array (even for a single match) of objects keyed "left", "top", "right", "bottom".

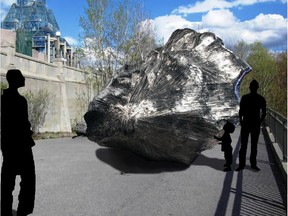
[{"left": 84, "top": 29, "right": 251, "bottom": 164}]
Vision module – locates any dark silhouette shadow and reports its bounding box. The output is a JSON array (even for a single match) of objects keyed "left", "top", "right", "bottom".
[
  {"left": 214, "top": 121, "right": 235, "bottom": 171},
  {"left": 96, "top": 148, "right": 189, "bottom": 174},
  {"left": 192, "top": 154, "right": 230, "bottom": 171},
  {"left": 215, "top": 136, "right": 241, "bottom": 216},
  {"left": 1, "top": 69, "right": 36, "bottom": 216},
  {"left": 230, "top": 137, "right": 287, "bottom": 216},
  {"left": 96, "top": 147, "right": 233, "bottom": 173},
  {"left": 0, "top": 202, "right": 17, "bottom": 216},
  {"left": 215, "top": 133, "right": 287, "bottom": 216},
  {"left": 237, "top": 79, "right": 266, "bottom": 171}
]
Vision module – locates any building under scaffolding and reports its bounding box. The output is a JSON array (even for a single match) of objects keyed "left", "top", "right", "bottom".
[{"left": 1, "top": 0, "right": 76, "bottom": 66}]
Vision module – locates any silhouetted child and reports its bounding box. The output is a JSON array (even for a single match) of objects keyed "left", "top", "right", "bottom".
[{"left": 214, "top": 121, "right": 235, "bottom": 171}]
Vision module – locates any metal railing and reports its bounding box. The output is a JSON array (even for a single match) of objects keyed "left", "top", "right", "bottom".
[{"left": 266, "top": 108, "right": 287, "bottom": 162}]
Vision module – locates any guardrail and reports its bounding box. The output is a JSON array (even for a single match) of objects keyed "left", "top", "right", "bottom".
[{"left": 266, "top": 108, "right": 287, "bottom": 162}]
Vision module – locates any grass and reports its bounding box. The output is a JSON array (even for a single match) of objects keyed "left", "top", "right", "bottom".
[{"left": 33, "top": 132, "right": 77, "bottom": 140}]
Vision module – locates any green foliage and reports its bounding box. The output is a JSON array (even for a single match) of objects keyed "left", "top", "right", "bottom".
[
  {"left": 239, "top": 42, "right": 287, "bottom": 116},
  {"left": 23, "top": 89, "right": 52, "bottom": 134},
  {"left": 0, "top": 82, "right": 8, "bottom": 95},
  {"left": 241, "top": 42, "right": 277, "bottom": 96},
  {"left": 271, "top": 52, "right": 287, "bottom": 115}
]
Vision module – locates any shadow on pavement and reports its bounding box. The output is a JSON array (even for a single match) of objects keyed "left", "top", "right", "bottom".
[
  {"left": 192, "top": 154, "right": 227, "bottom": 171},
  {"left": 215, "top": 133, "right": 287, "bottom": 216},
  {"left": 12, "top": 210, "right": 17, "bottom": 216},
  {"left": 0, "top": 202, "right": 17, "bottom": 216},
  {"left": 95, "top": 148, "right": 189, "bottom": 174},
  {"left": 215, "top": 136, "right": 241, "bottom": 216}
]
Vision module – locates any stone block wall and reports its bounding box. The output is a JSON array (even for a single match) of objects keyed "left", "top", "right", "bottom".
[{"left": 0, "top": 29, "right": 89, "bottom": 133}]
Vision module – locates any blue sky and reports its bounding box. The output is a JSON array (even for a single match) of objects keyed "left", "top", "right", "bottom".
[{"left": 1, "top": 0, "right": 287, "bottom": 51}]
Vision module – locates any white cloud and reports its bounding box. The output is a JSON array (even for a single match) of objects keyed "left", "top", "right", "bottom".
[
  {"left": 242, "top": 13, "right": 287, "bottom": 31},
  {"left": 1, "top": 0, "right": 16, "bottom": 21},
  {"left": 167, "top": 0, "right": 287, "bottom": 50},
  {"left": 208, "top": 13, "right": 287, "bottom": 49},
  {"left": 1, "top": 0, "right": 16, "bottom": 7},
  {"left": 151, "top": 15, "right": 200, "bottom": 43},
  {"left": 237, "top": 13, "right": 287, "bottom": 47},
  {"left": 1, "top": 8, "right": 7, "bottom": 21},
  {"left": 64, "top": 36, "right": 79, "bottom": 46},
  {"left": 173, "top": 0, "right": 278, "bottom": 15},
  {"left": 202, "top": 9, "right": 238, "bottom": 27},
  {"left": 173, "top": 0, "right": 232, "bottom": 14},
  {"left": 151, "top": 12, "right": 287, "bottom": 50}
]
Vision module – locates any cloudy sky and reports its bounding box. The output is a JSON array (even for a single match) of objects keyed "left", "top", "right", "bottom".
[{"left": 1, "top": 0, "right": 287, "bottom": 51}]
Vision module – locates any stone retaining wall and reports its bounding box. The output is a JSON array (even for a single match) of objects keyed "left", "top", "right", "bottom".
[{"left": 0, "top": 29, "right": 89, "bottom": 133}]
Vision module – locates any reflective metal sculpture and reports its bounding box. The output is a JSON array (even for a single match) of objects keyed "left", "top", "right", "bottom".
[{"left": 85, "top": 29, "right": 251, "bottom": 164}]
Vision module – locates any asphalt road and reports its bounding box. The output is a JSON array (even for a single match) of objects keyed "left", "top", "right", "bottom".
[{"left": 4, "top": 127, "right": 287, "bottom": 216}]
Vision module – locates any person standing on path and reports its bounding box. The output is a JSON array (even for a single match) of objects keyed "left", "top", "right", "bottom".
[
  {"left": 236, "top": 79, "right": 266, "bottom": 171},
  {"left": 1, "top": 69, "right": 36, "bottom": 216}
]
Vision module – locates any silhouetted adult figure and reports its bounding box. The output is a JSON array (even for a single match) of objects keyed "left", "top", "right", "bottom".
[
  {"left": 1, "top": 69, "right": 36, "bottom": 216},
  {"left": 236, "top": 80, "right": 266, "bottom": 171}
]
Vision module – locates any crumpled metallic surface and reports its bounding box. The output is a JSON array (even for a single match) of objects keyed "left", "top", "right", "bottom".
[{"left": 84, "top": 28, "right": 251, "bottom": 164}]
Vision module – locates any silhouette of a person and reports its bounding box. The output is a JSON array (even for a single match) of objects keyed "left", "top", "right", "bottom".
[
  {"left": 214, "top": 121, "right": 235, "bottom": 171},
  {"left": 1, "top": 69, "right": 36, "bottom": 216},
  {"left": 236, "top": 79, "right": 266, "bottom": 171}
]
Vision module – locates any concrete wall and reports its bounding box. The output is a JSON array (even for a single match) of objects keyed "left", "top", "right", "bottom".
[{"left": 0, "top": 29, "right": 89, "bottom": 133}]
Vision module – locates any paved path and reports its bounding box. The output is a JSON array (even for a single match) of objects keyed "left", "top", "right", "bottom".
[{"left": 4, "top": 127, "right": 287, "bottom": 216}]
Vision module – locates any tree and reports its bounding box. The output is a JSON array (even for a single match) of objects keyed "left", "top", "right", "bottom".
[
  {"left": 244, "top": 42, "right": 276, "bottom": 96},
  {"left": 79, "top": 0, "right": 157, "bottom": 92},
  {"left": 227, "top": 40, "right": 250, "bottom": 61},
  {"left": 240, "top": 42, "right": 287, "bottom": 116},
  {"left": 124, "top": 13, "right": 157, "bottom": 66},
  {"left": 271, "top": 52, "right": 287, "bottom": 116},
  {"left": 23, "top": 90, "right": 52, "bottom": 134}
]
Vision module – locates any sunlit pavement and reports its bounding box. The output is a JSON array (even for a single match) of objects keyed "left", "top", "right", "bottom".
[{"left": 6, "top": 127, "right": 287, "bottom": 216}]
